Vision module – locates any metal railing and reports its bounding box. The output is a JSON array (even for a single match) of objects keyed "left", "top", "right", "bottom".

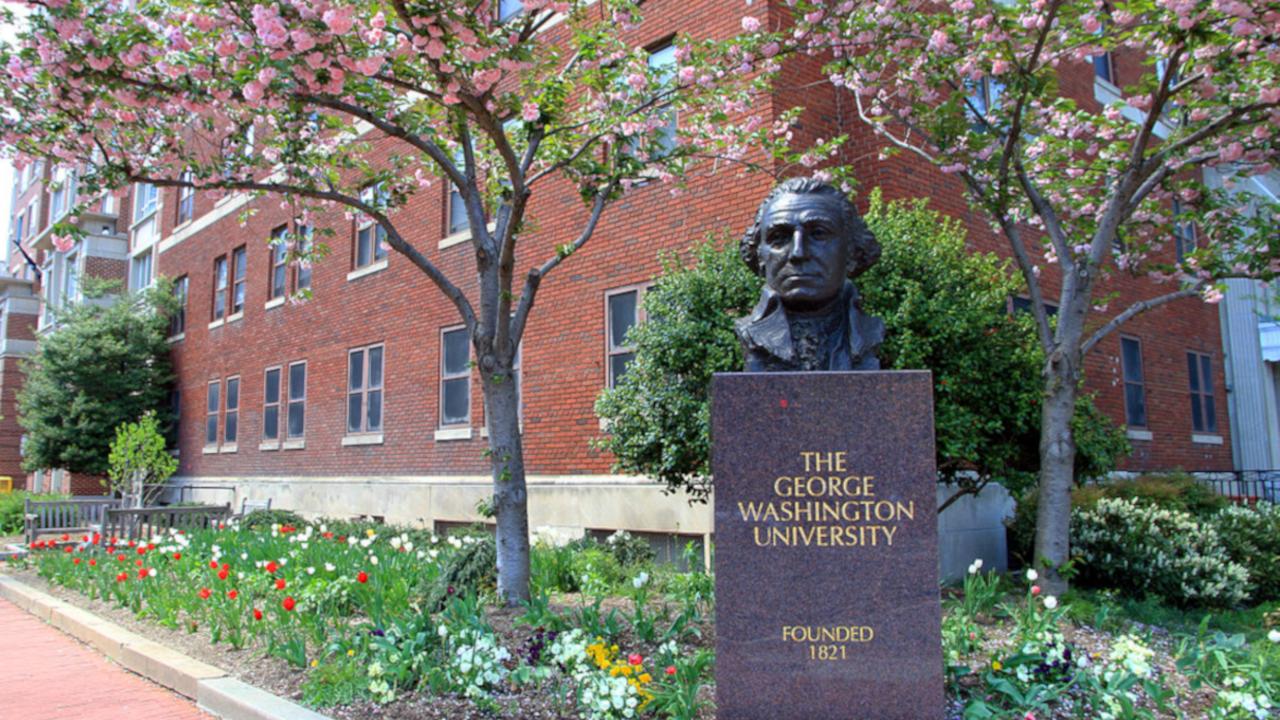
[{"left": 1190, "top": 470, "right": 1280, "bottom": 504}]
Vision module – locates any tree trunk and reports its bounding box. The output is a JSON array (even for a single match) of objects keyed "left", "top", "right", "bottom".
[
  {"left": 483, "top": 363, "right": 531, "bottom": 605},
  {"left": 1032, "top": 359, "right": 1079, "bottom": 597}
]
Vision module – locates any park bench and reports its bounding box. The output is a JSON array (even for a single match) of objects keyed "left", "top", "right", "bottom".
[
  {"left": 239, "top": 497, "right": 273, "bottom": 517},
  {"left": 24, "top": 497, "right": 122, "bottom": 545},
  {"left": 103, "top": 504, "right": 233, "bottom": 542}
]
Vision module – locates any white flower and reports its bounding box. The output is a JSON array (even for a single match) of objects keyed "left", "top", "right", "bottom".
[
  {"left": 1043, "top": 596, "right": 1058, "bottom": 610},
  {"left": 1269, "top": 629, "right": 1280, "bottom": 643},
  {"left": 148, "top": 568, "right": 157, "bottom": 577},
  {"left": 240, "top": 552, "right": 248, "bottom": 561},
  {"left": 632, "top": 572, "right": 649, "bottom": 588},
  {"left": 306, "top": 566, "right": 315, "bottom": 575},
  {"left": 1026, "top": 569, "right": 1038, "bottom": 581},
  {"left": 324, "top": 562, "right": 336, "bottom": 572},
  {"left": 371, "top": 555, "right": 379, "bottom": 565}
]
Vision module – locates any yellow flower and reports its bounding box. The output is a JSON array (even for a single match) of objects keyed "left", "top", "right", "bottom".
[
  {"left": 310, "top": 659, "right": 319, "bottom": 668},
  {"left": 639, "top": 673, "right": 652, "bottom": 684},
  {"left": 365, "top": 528, "right": 376, "bottom": 538},
  {"left": 991, "top": 661, "right": 1003, "bottom": 671},
  {"left": 347, "top": 649, "right": 355, "bottom": 657}
]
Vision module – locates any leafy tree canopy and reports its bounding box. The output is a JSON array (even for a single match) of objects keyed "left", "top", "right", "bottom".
[{"left": 19, "top": 280, "right": 178, "bottom": 477}]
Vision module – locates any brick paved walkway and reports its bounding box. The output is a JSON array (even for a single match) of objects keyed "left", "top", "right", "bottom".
[{"left": 0, "top": 598, "right": 211, "bottom": 719}]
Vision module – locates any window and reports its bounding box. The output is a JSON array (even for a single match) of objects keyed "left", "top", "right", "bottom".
[
  {"left": 63, "top": 253, "right": 78, "bottom": 304},
  {"left": 171, "top": 276, "right": 188, "bottom": 336},
  {"left": 230, "top": 245, "right": 246, "bottom": 315},
  {"left": 1172, "top": 199, "right": 1196, "bottom": 262},
  {"left": 269, "top": 226, "right": 288, "bottom": 300},
  {"left": 287, "top": 361, "right": 306, "bottom": 438},
  {"left": 1011, "top": 296, "right": 1059, "bottom": 317},
  {"left": 1092, "top": 48, "right": 1115, "bottom": 84},
  {"left": 133, "top": 182, "right": 158, "bottom": 222},
  {"left": 606, "top": 287, "right": 645, "bottom": 388},
  {"left": 263, "top": 367, "right": 281, "bottom": 442},
  {"left": 14, "top": 213, "right": 23, "bottom": 244},
  {"left": 224, "top": 376, "right": 240, "bottom": 445},
  {"left": 441, "top": 327, "right": 471, "bottom": 426},
  {"left": 295, "top": 224, "right": 313, "bottom": 291},
  {"left": 498, "top": 0, "right": 522, "bottom": 22},
  {"left": 176, "top": 174, "right": 195, "bottom": 225},
  {"left": 965, "top": 76, "right": 1005, "bottom": 130},
  {"left": 447, "top": 149, "right": 470, "bottom": 235},
  {"left": 212, "top": 255, "right": 228, "bottom": 320},
  {"left": 1187, "top": 352, "right": 1217, "bottom": 433},
  {"left": 50, "top": 168, "right": 77, "bottom": 221},
  {"left": 130, "top": 249, "right": 153, "bottom": 291},
  {"left": 205, "top": 380, "right": 220, "bottom": 446},
  {"left": 347, "top": 344, "right": 384, "bottom": 434},
  {"left": 356, "top": 184, "right": 389, "bottom": 268},
  {"left": 625, "top": 44, "right": 678, "bottom": 160},
  {"left": 1120, "top": 337, "right": 1147, "bottom": 428}
]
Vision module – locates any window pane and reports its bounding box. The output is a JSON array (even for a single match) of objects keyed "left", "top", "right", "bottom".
[
  {"left": 207, "top": 383, "right": 219, "bottom": 411},
  {"left": 1200, "top": 355, "right": 1213, "bottom": 394},
  {"left": 449, "top": 189, "right": 469, "bottom": 234},
  {"left": 357, "top": 228, "right": 372, "bottom": 267},
  {"left": 608, "top": 292, "right": 637, "bottom": 348},
  {"left": 499, "top": 0, "right": 522, "bottom": 21},
  {"left": 1121, "top": 339, "right": 1143, "bottom": 383},
  {"left": 289, "top": 363, "right": 306, "bottom": 399},
  {"left": 444, "top": 329, "right": 469, "bottom": 374},
  {"left": 233, "top": 282, "right": 245, "bottom": 312},
  {"left": 1094, "top": 54, "right": 1112, "bottom": 82},
  {"left": 226, "top": 378, "right": 239, "bottom": 410},
  {"left": 206, "top": 416, "right": 217, "bottom": 445},
  {"left": 367, "top": 390, "right": 383, "bottom": 431},
  {"left": 264, "top": 406, "right": 279, "bottom": 440},
  {"left": 1187, "top": 353, "right": 1200, "bottom": 392},
  {"left": 288, "top": 400, "right": 305, "bottom": 437},
  {"left": 225, "top": 412, "right": 238, "bottom": 443},
  {"left": 349, "top": 350, "right": 364, "bottom": 390},
  {"left": 368, "top": 346, "right": 383, "bottom": 388},
  {"left": 233, "top": 248, "right": 246, "bottom": 281},
  {"left": 265, "top": 369, "right": 280, "bottom": 403},
  {"left": 1204, "top": 394, "right": 1217, "bottom": 432},
  {"left": 1125, "top": 383, "right": 1147, "bottom": 427},
  {"left": 272, "top": 264, "right": 286, "bottom": 299},
  {"left": 610, "top": 352, "right": 634, "bottom": 387},
  {"left": 347, "top": 394, "right": 363, "bottom": 432},
  {"left": 375, "top": 226, "right": 388, "bottom": 260},
  {"left": 215, "top": 258, "right": 228, "bottom": 288},
  {"left": 1190, "top": 394, "right": 1204, "bottom": 433},
  {"left": 443, "top": 378, "right": 468, "bottom": 424}
]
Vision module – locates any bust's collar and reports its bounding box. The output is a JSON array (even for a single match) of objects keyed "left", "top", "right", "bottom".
[{"left": 740, "top": 281, "right": 860, "bottom": 363}]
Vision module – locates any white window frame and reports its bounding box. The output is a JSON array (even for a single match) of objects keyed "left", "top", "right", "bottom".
[
  {"left": 346, "top": 344, "right": 385, "bottom": 436},
  {"left": 262, "top": 365, "right": 282, "bottom": 445},
  {"left": 204, "top": 380, "right": 221, "bottom": 449},
  {"left": 222, "top": 375, "right": 240, "bottom": 450},
  {"left": 440, "top": 325, "right": 471, "bottom": 429},
  {"left": 354, "top": 184, "right": 389, "bottom": 271},
  {"left": 286, "top": 360, "right": 307, "bottom": 442},
  {"left": 605, "top": 284, "right": 647, "bottom": 389}
]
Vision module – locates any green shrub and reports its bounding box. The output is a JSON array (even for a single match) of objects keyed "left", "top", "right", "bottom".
[
  {"left": 603, "top": 529, "right": 654, "bottom": 567},
  {"left": 1008, "top": 474, "right": 1229, "bottom": 566},
  {"left": 1073, "top": 497, "right": 1249, "bottom": 607},
  {"left": 531, "top": 541, "right": 583, "bottom": 594},
  {"left": 106, "top": 411, "right": 177, "bottom": 506},
  {"left": 568, "top": 545, "right": 626, "bottom": 597},
  {"left": 426, "top": 533, "right": 496, "bottom": 610},
  {"left": 1212, "top": 502, "right": 1280, "bottom": 602},
  {"left": 240, "top": 509, "right": 306, "bottom": 531}
]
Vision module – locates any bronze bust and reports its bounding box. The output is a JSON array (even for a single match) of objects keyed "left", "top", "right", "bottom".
[{"left": 736, "top": 177, "right": 884, "bottom": 372}]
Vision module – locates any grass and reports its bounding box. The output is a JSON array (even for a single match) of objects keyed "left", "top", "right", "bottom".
[{"left": 1064, "top": 587, "right": 1280, "bottom": 642}]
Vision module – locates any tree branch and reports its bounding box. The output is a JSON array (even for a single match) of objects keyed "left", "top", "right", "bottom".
[{"left": 1081, "top": 286, "right": 1200, "bottom": 354}]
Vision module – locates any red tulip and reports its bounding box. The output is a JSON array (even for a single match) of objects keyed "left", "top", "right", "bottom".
[
  {"left": 72, "top": 557, "right": 81, "bottom": 566},
  {"left": 138, "top": 568, "right": 148, "bottom": 579},
  {"left": 173, "top": 552, "right": 182, "bottom": 560},
  {"left": 217, "top": 568, "right": 229, "bottom": 581},
  {"left": 253, "top": 608, "right": 263, "bottom": 621},
  {"left": 282, "top": 596, "right": 296, "bottom": 612},
  {"left": 227, "top": 589, "right": 238, "bottom": 600},
  {"left": 116, "top": 554, "right": 127, "bottom": 562},
  {"left": 88, "top": 559, "right": 96, "bottom": 567},
  {"left": 198, "top": 587, "right": 211, "bottom": 600},
  {"left": 275, "top": 578, "right": 286, "bottom": 591},
  {"left": 665, "top": 665, "right": 676, "bottom": 676},
  {"left": 116, "top": 572, "right": 127, "bottom": 583},
  {"left": 209, "top": 560, "right": 218, "bottom": 569},
  {"left": 265, "top": 561, "right": 279, "bottom": 574},
  {"left": 628, "top": 653, "right": 643, "bottom": 666},
  {"left": 357, "top": 571, "right": 368, "bottom": 584}
]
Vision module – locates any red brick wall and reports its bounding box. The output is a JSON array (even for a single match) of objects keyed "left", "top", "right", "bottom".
[
  {"left": 84, "top": 257, "right": 128, "bottom": 284},
  {"left": 153, "top": 0, "right": 1228, "bottom": 484},
  {"left": 0, "top": 357, "right": 27, "bottom": 486}
]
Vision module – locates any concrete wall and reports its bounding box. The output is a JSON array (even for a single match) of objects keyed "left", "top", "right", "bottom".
[{"left": 936, "top": 483, "right": 1014, "bottom": 583}]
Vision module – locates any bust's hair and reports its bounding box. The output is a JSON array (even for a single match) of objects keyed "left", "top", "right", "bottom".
[{"left": 740, "top": 177, "right": 880, "bottom": 278}]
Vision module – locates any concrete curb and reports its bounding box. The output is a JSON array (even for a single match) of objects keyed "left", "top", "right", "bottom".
[{"left": 0, "top": 574, "right": 332, "bottom": 720}]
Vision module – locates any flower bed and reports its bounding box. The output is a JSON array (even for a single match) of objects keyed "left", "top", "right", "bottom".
[{"left": 6, "top": 518, "right": 1278, "bottom": 719}]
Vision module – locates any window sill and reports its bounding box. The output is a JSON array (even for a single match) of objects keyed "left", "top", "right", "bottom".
[
  {"left": 479, "top": 425, "right": 521, "bottom": 438},
  {"left": 1191, "top": 433, "right": 1224, "bottom": 445},
  {"left": 172, "top": 218, "right": 193, "bottom": 234},
  {"left": 434, "top": 426, "right": 473, "bottom": 441},
  {"left": 219, "top": 444, "right": 238, "bottom": 454},
  {"left": 167, "top": 332, "right": 185, "bottom": 344},
  {"left": 347, "top": 259, "right": 388, "bottom": 282},
  {"left": 202, "top": 445, "right": 219, "bottom": 455},
  {"left": 439, "top": 222, "right": 495, "bottom": 250},
  {"left": 1126, "top": 428, "right": 1153, "bottom": 441},
  {"left": 342, "top": 433, "right": 384, "bottom": 446},
  {"left": 282, "top": 438, "right": 306, "bottom": 450},
  {"left": 260, "top": 441, "right": 280, "bottom": 451},
  {"left": 208, "top": 318, "right": 225, "bottom": 330},
  {"left": 264, "top": 296, "right": 285, "bottom": 311},
  {"left": 225, "top": 311, "right": 244, "bottom": 324}
]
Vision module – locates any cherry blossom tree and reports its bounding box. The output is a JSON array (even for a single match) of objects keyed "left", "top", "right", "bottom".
[
  {"left": 0, "top": 0, "right": 782, "bottom": 603},
  {"left": 775, "top": 0, "right": 1280, "bottom": 591}
]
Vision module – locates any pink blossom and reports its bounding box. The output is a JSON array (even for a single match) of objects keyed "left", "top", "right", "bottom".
[
  {"left": 1081, "top": 14, "right": 1101, "bottom": 33},
  {"left": 323, "top": 7, "right": 355, "bottom": 36},
  {"left": 521, "top": 101, "right": 540, "bottom": 122},
  {"left": 741, "top": 16, "right": 761, "bottom": 32},
  {"left": 626, "top": 72, "right": 647, "bottom": 91},
  {"left": 291, "top": 30, "right": 316, "bottom": 53},
  {"left": 425, "top": 39, "right": 446, "bottom": 59},
  {"left": 51, "top": 234, "right": 74, "bottom": 252},
  {"left": 243, "top": 81, "right": 264, "bottom": 102},
  {"left": 1220, "top": 141, "right": 1244, "bottom": 162},
  {"left": 355, "top": 57, "right": 384, "bottom": 77}
]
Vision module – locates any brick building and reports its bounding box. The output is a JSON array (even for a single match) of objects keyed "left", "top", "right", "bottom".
[{"left": 5, "top": 0, "right": 1235, "bottom": 537}]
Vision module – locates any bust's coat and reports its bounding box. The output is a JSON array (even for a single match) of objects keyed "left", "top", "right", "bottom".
[{"left": 736, "top": 281, "right": 885, "bottom": 372}]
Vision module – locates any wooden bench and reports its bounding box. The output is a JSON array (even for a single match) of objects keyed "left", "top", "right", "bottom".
[
  {"left": 24, "top": 497, "right": 122, "bottom": 545},
  {"left": 103, "top": 504, "right": 233, "bottom": 542}
]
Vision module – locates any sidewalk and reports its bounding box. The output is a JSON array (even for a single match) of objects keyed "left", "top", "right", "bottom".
[{"left": 0, "top": 597, "right": 212, "bottom": 720}]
